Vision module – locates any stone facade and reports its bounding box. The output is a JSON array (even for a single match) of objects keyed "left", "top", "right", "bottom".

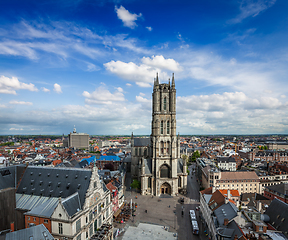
[{"left": 131, "top": 74, "right": 187, "bottom": 196}]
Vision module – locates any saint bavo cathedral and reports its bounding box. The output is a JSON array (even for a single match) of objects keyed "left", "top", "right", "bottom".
[{"left": 131, "top": 73, "right": 187, "bottom": 196}]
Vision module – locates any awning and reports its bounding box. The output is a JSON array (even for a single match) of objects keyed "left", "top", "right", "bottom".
[{"left": 113, "top": 205, "right": 124, "bottom": 218}]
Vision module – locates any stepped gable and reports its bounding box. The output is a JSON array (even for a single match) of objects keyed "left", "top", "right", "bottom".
[{"left": 16, "top": 166, "right": 92, "bottom": 207}]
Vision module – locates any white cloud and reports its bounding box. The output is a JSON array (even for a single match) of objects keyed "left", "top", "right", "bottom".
[
  {"left": 86, "top": 63, "right": 100, "bottom": 72},
  {"left": 115, "top": 5, "right": 142, "bottom": 29},
  {"left": 53, "top": 83, "right": 62, "bottom": 93},
  {"left": 126, "top": 83, "right": 132, "bottom": 87},
  {"left": 177, "top": 91, "right": 288, "bottom": 134},
  {"left": 0, "top": 75, "right": 38, "bottom": 94},
  {"left": 104, "top": 60, "right": 155, "bottom": 86},
  {"left": 229, "top": 0, "right": 276, "bottom": 24},
  {"left": 82, "top": 86, "right": 125, "bottom": 105},
  {"left": 136, "top": 95, "right": 150, "bottom": 103},
  {"left": 9, "top": 128, "right": 24, "bottom": 131},
  {"left": 142, "top": 55, "right": 182, "bottom": 72},
  {"left": 146, "top": 26, "right": 152, "bottom": 31},
  {"left": 41, "top": 87, "right": 50, "bottom": 92},
  {"left": 9, "top": 100, "right": 33, "bottom": 105},
  {"left": 104, "top": 55, "right": 180, "bottom": 87}
]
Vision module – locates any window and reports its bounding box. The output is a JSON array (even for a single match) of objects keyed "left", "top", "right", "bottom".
[
  {"left": 106, "top": 209, "right": 109, "bottom": 219},
  {"left": 44, "top": 219, "right": 48, "bottom": 224},
  {"left": 94, "top": 181, "right": 97, "bottom": 188},
  {"left": 98, "top": 216, "right": 102, "bottom": 227},
  {"left": 28, "top": 217, "right": 30, "bottom": 221},
  {"left": 89, "top": 223, "right": 93, "bottom": 237},
  {"left": 135, "top": 148, "right": 138, "bottom": 156},
  {"left": 86, "top": 216, "right": 88, "bottom": 224},
  {"left": 94, "top": 220, "right": 97, "bottom": 232},
  {"left": 77, "top": 234, "right": 81, "bottom": 240},
  {"left": 58, "top": 223, "right": 63, "bottom": 234},
  {"left": 160, "top": 164, "right": 170, "bottom": 178},
  {"left": 167, "top": 121, "right": 170, "bottom": 134},
  {"left": 98, "top": 203, "right": 101, "bottom": 213},
  {"left": 161, "top": 121, "right": 163, "bottom": 134},
  {"left": 164, "top": 97, "right": 167, "bottom": 111},
  {"left": 33, "top": 217, "right": 36, "bottom": 222},
  {"left": 76, "top": 219, "right": 81, "bottom": 232},
  {"left": 89, "top": 211, "right": 93, "bottom": 222},
  {"left": 148, "top": 177, "right": 151, "bottom": 188},
  {"left": 106, "top": 197, "right": 109, "bottom": 206}
]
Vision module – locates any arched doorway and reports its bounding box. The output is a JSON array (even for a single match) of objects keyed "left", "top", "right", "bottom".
[{"left": 160, "top": 182, "right": 171, "bottom": 195}]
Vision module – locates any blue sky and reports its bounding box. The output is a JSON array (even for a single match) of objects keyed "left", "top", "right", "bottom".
[{"left": 0, "top": 0, "right": 288, "bottom": 135}]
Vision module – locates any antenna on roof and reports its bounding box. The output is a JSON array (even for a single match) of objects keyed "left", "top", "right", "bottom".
[{"left": 73, "top": 125, "right": 76, "bottom": 133}]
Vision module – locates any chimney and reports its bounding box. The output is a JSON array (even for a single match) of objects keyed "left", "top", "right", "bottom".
[
  {"left": 256, "top": 201, "right": 262, "bottom": 212},
  {"left": 212, "top": 186, "right": 216, "bottom": 193},
  {"left": 10, "top": 222, "right": 14, "bottom": 232},
  {"left": 227, "top": 189, "right": 231, "bottom": 199},
  {"left": 224, "top": 218, "right": 229, "bottom": 226}
]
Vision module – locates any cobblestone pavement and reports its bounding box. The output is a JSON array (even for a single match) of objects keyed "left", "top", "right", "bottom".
[{"left": 113, "top": 171, "right": 210, "bottom": 240}]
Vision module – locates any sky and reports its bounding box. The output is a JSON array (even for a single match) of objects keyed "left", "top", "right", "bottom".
[{"left": 0, "top": 0, "right": 288, "bottom": 135}]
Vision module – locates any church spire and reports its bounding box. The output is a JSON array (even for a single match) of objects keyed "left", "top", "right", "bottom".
[
  {"left": 156, "top": 72, "right": 159, "bottom": 85},
  {"left": 172, "top": 73, "right": 175, "bottom": 88}
]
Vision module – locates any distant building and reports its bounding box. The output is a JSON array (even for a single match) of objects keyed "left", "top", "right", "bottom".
[
  {"left": 216, "top": 156, "right": 237, "bottom": 171},
  {"left": 67, "top": 127, "right": 89, "bottom": 150},
  {"left": 264, "top": 182, "right": 288, "bottom": 204}
]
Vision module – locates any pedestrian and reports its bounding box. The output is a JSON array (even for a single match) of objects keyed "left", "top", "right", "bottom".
[{"left": 168, "top": 205, "right": 170, "bottom": 208}]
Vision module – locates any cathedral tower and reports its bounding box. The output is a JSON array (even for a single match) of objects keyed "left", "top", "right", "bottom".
[{"left": 131, "top": 73, "right": 187, "bottom": 196}]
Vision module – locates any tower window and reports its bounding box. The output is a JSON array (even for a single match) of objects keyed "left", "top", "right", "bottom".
[
  {"left": 161, "top": 121, "right": 163, "bottom": 134},
  {"left": 167, "top": 121, "right": 170, "bottom": 134},
  {"left": 164, "top": 97, "right": 167, "bottom": 111}
]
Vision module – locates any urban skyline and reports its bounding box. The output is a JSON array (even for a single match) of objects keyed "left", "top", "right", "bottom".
[{"left": 0, "top": 0, "right": 288, "bottom": 135}]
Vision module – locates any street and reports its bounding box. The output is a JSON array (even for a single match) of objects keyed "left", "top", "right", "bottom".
[{"left": 116, "top": 163, "right": 209, "bottom": 240}]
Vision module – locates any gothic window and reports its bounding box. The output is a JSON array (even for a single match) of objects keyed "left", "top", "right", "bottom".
[
  {"left": 167, "top": 121, "right": 170, "bottom": 134},
  {"left": 164, "top": 97, "right": 167, "bottom": 111},
  {"left": 161, "top": 121, "right": 163, "bottom": 134},
  {"left": 161, "top": 141, "right": 164, "bottom": 154},
  {"left": 160, "top": 164, "right": 170, "bottom": 178},
  {"left": 135, "top": 148, "right": 138, "bottom": 156},
  {"left": 148, "top": 177, "right": 151, "bottom": 188},
  {"left": 167, "top": 141, "right": 170, "bottom": 154}
]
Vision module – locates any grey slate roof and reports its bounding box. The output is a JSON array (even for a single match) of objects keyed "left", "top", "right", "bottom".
[
  {"left": 5, "top": 224, "right": 54, "bottom": 240},
  {"left": 214, "top": 202, "right": 238, "bottom": 226},
  {"left": 265, "top": 198, "right": 288, "bottom": 233},
  {"left": 144, "top": 158, "right": 152, "bottom": 175},
  {"left": 217, "top": 157, "right": 236, "bottom": 163},
  {"left": 62, "top": 192, "right": 82, "bottom": 217},
  {"left": 133, "top": 138, "right": 150, "bottom": 147},
  {"left": 265, "top": 183, "right": 288, "bottom": 196},
  {"left": 177, "top": 159, "right": 183, "bottom": 174},
  {"left": 24, "top": 198, "right": 58, "bottom": 218},
  {"left": 16, "top": 194, "right": 58, "bottom": 212},
  {"left": 0, "top": 165, "right": 26, "bottom": 190},
  {"left": 16, "top": 166, "right": 92, "bottom": 207}
]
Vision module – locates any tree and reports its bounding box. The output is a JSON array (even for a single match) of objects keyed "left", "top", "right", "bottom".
[
  {"left": 131, "top": 179, "right": 141, "bottom": 190},
  {"left": 190, "top": 150, "right": 200, "bottom": 162}
]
